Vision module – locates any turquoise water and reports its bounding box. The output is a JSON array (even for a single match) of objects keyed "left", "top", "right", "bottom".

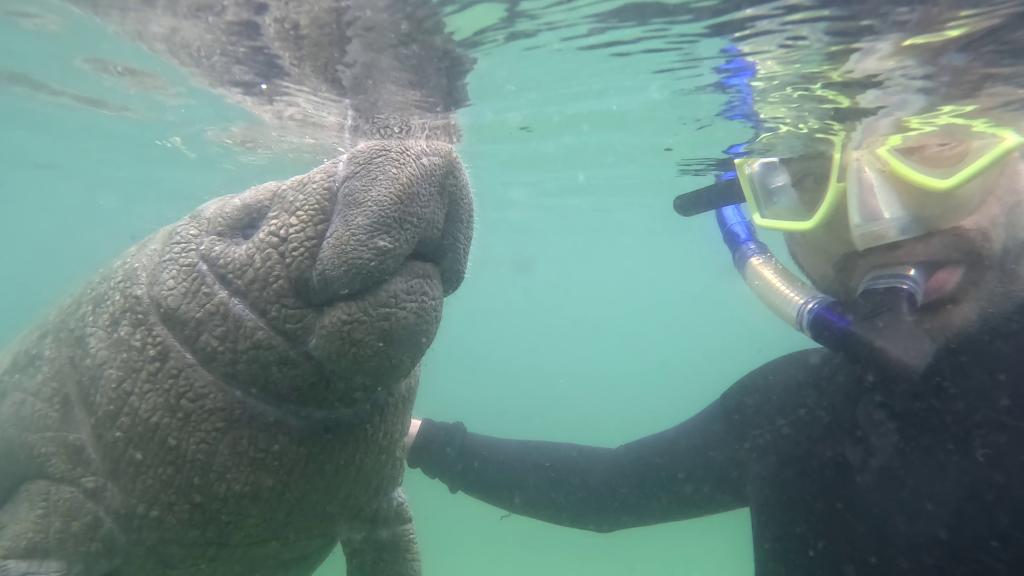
[{"left": 0, "top": 2, "right": 813, "bottom": 574}]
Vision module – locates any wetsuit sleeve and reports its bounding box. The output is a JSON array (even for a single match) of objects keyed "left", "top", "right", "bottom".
[
  {"left": 407, "top": 349, "right": 828, "bottom": 532},
  {"left": 407, "top": 399, "right": 748, "bottom": 532}
]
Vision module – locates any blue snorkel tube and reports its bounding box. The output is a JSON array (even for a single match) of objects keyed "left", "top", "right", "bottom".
[
  {"left": 676, "top": 47, "right": 937, "bottom": 380},
  {"left": 716, "top": 201, "right": 834, "bottom": 337}
]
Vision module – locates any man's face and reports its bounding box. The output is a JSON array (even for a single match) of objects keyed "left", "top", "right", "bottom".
[{"left": 785, "top": 151, "right": 1024, "bottom": 345}]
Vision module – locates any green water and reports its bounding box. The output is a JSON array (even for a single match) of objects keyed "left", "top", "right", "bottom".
[{"left": 0, "top": 2, "right": 810, "bottom": 574}]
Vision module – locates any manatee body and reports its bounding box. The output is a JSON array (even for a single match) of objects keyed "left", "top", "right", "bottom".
[{"left": 0, "top": 140, "right": 473, "bottom": 576}]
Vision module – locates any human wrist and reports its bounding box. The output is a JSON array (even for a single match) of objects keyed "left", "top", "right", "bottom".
[{"left": 404, "top": 418, "right": 422, "bottom": 453}]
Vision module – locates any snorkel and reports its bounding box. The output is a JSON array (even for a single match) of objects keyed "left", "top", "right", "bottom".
[
  {"left": 712, "top": 195, "right": 937, "bottom": 379},
  {"left": 676, "top": 47, "right": 939, "bottom": 380}
]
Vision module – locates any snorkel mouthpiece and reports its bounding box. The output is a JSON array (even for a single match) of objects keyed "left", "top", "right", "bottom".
[
  {"left": 856, "top": 265, "right": 927, "bottom": 307},
  {"left": 807, "top": 265, "right": 937, "bottom": 380}
]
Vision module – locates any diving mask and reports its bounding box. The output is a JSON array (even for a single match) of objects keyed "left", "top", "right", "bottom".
[{"left": 735, "top": 107, "right": 1024, "bottom": 250}]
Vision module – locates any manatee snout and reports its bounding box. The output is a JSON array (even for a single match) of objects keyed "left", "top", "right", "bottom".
[
  {"left": 310, "top": 140, "right": 474, "bottom": 303},
  {"left": 163, "top": 139, "right": 472, "bottom": 406},
  {"left": 299, "top": 140, "right": 474, "bottom": 387}
]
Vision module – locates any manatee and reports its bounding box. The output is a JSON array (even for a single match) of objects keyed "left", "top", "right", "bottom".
[{"left": 0, "top": 139, "right": 474, "bottom": 576}]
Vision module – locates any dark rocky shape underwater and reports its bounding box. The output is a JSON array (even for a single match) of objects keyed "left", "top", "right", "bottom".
[
  {"left": 0, "top": 139, "right": 474, "bottom": 576},
  {"left": 0, "top": 1, "right": 477, "bottom": 574}
]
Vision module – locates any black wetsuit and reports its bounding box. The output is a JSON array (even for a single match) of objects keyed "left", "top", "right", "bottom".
[{"left": 408, "top": 321, "right": 1024, "bottom": 575}]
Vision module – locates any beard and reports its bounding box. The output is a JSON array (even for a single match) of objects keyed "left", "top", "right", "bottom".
[
  {"left": 828, "top": 224, "right": 1024, "bottom": 360},
  {"left": 935, "top": 236, "right": 1024, "bottom": 353}
]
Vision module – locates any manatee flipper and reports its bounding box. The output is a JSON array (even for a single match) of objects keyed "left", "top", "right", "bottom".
[
  {"left": 0, "top": 481, "right": 123, "bottom": 576},
  {"left": 339, "top": 489, "right": 421, "bottom": 576}
]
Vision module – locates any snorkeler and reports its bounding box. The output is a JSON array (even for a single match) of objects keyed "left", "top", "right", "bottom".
[{"left": 403, "top": 37, "right": 1024, "bottom": 576}]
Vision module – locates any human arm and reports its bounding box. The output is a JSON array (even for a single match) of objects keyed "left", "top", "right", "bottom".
[
  {"left": 405, "top": 349, "right": 830, "bottom": 532},
  {"left": 406, "top": 399, "right": 748, "bottom": 532}
]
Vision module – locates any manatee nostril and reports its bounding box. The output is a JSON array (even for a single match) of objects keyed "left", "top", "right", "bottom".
[
  {"left": 239, "top": 216, "right": 262, "bottom": 241},
  {"left": 223, "top": 204, "right": 270, "bottom": 241}
]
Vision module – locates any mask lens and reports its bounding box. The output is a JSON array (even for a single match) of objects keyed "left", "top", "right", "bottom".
[
  {"left": 886, "top": 127, "right": 1003, "bottom": 183},
  {"left": 743, "top": 154, "right": 831, "bottom": 222},
  {"left": 848, "top": 124, "right": 1015, "bottom": 250}
]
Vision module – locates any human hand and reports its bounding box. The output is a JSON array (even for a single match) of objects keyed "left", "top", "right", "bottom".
[{"left": 404, "top": 418, "right": 422, "bottom": 454}]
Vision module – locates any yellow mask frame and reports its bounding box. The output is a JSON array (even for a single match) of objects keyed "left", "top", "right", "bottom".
[{"left": 736, "top": 105, "right": 1024, "bottom": 233}]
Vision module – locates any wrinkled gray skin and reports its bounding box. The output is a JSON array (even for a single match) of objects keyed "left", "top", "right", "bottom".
[{"left": 0, "top": 140, "right": 474, "bottom": 576}]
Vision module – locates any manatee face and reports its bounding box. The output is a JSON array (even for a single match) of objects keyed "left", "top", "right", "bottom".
[{"left": 150, "top": 140, "right": 473, "bottom": 415}]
